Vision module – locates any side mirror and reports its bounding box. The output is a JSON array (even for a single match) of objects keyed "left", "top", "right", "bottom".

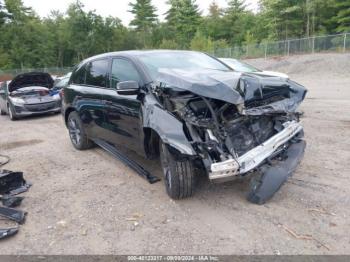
[{"left": 116, "top": 81, "right": 139, "bottom": 95}]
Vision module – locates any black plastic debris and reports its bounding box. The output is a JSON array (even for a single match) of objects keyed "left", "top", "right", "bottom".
[
  {"left": 247, "top": 140, "right": 306, "bottom": 205},
  {"left": 0, "top": 169, "right": 31, "bottom": 240},
  {"left": 0, "top": 207, "right": 27, "bottom": 224},
  {"left": 0, "top": 196, "right": 24, "bottom": 208},
  {"left": 0, "top": 170, "right": 31, "bottom": 195},
  {"left": 0, "top": 228, "right": 18, "bottom": 240}
]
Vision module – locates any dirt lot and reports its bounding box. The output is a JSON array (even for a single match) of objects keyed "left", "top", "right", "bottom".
[{"left": 0, "top": 53, "right": 349, "bottom": 255}]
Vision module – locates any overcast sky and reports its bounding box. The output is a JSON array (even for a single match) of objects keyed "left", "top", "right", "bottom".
[{"left": 22, "top": 0, "right": 259, "bottom": 25}]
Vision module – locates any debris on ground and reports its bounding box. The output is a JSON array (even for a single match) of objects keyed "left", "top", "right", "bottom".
[
  {"left": 0, "top": 207, "right": 27, "bottom": 224},
  {"left": 0, "top": 227, "right": 18, "bottom": 240},
  {"left": 125, "top": 212, "right": 144, "bottom": 221},
  {"left": 281, "top": 224, "right": 331, "bottom": 251},
  {"left": 0, "top": 155, "right": 10, "bottom": 168},
  {"left": 0, "top": 169, "right": 32, "bottom": 240},
  {"left": 0, "top": 196, "right": 24, "bottom": 208},
  {"left": 0, "top": 170, "right": 31, "bottom": 195},
  {"left": 56, "top": 220, "right": 67, "bottom": 228},
  {"left": 308, "top": 208, "right": 336, "bottom": 216}
]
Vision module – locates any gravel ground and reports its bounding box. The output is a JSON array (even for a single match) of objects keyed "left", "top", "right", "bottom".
[{"left": 0, "top": 53, "right": 349, "bottom": 255}]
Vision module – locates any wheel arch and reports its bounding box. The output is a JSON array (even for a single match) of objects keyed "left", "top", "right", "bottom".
[{"left": 64, "top": 107, "right": 76, "bottom": 126}]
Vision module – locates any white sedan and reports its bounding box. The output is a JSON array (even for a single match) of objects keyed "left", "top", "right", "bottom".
[{"left": 219, "top": 58, "right": 289, "bottom": 79}]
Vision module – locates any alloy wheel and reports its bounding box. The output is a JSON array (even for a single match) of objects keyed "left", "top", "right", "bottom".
[{"left": 68, "top": 118, "right": 82, "bottom": 146}]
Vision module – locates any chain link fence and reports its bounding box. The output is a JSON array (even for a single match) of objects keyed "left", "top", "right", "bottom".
[
  {"left": 214, "top": 33, "right": 350, "bottom": 59},
  {"left": 0, "top": 67, "right": 73, "bottom": 81},
  {"left": 1, "top": 33, "right": 349, "bottom": 79}
]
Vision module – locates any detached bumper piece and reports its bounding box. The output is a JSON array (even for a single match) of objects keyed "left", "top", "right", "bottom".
[
  {"left": 0, "top": 196, "right": 24, "bottom": 208},
  {"left": 0, "top": 207, "right": 26, "bottom": 224},
  {"left": 0, "top": 228, "right": 18, "bottom": 240},
  {"left": 0, "top": 170, "right": 31, "bottom": 195},
  {"left": 247, "top": 140, "right": 306, "bottom": 205},
  {"left": 0, "top": 169, "right": 31, "bottom": 240}
]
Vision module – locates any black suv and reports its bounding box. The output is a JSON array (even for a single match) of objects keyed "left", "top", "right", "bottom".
[{"left": 62, "top": 50, "right": 307, "bottom": 204}]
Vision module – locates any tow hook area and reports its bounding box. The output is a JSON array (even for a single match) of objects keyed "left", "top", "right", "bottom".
[{"left": 247, "top": 140, "right": 306, "bottom": 205}]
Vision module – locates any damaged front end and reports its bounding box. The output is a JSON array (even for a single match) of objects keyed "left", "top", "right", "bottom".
[{"left": 153, "top": 69, "right": 307, "bottom": 204}]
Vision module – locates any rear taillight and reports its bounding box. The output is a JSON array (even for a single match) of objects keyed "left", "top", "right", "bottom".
[{"left": 59, "top": 89, "right": 64, "bottom": 99}]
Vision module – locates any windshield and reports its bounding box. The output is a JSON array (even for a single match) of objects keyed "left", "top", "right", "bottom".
[
  {"left": 138, "top": 52, "right": 232, "bottom": 78},
  {"left": 220, "top": 58, "right": 260, "bottom": 73}
]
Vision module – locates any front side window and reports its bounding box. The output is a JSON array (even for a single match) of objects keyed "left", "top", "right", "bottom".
[
  {"left": 71, "top": 65, "right": 86, "bottom": 85},
  {"left": 111, "top": 58, "right": 141, "bottom": 89},
  {"left": 56, "top": 77, "right": 70, "bottom": 88},
  {"left": 85, "top": 59, "right": 109, "bottom": 88}
]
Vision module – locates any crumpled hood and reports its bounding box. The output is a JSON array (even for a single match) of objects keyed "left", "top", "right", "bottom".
[
  {"left": 157, "top": 68, "right": 307, "bottom": 114},
  {"left": 157, "top": 68, "right": 244, "bottom": 104},
  {"left": 9, "top": 72, "right": 54, "bottom": 92}
]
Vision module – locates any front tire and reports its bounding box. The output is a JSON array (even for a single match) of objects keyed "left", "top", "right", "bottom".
[
  {"left": 159, "top": 141, "right": 195, "bottom": 199},
  {"left": 67, "top": 111, "right": 93, "bottom": 150},
  {"left": 7, "top": 104, "right": 17, "bottom": 120}
]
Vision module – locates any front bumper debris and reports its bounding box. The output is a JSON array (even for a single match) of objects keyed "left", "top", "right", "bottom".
[
  {"left": 209, "top": 121, "right": 303, "bottom": 180},
  {"left": 247, "top": 140, "right": 306, "bottom": 204},
  {"left": 0, "top": 228, "right": 19, "bottom": 240}
]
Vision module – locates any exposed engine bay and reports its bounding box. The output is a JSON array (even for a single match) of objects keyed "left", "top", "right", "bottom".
[{"left": 151, "top": 69, "right": 307, "bottom": 196}]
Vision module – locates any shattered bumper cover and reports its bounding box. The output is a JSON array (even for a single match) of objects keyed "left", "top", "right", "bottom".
[
  {"left": 247, "top": 140, "right": 306, "bottom": 204},
  {"left": 209, "top": 121, "right": 303, "bottom": 180}
]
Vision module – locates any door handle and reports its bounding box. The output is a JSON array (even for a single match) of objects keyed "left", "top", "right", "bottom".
[{"left": 105, "top": 101, "right": 113, "bottom": 105}]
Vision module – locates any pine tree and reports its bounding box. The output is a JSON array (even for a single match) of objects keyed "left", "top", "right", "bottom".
[
  {"left": 129, "top": 0, "right": 157, "bottom": 32},
  {"left": 334, "top": 0, "right": 350, "bottom": 32},
  {"left": 129, "top": 0, "right": 157, "bottom": 46},
  {"left": 208, "top": 1, "right": 222, "bottom": 19},
  {"left": 0, "top": 0, "right": 12, "bottom": 25},
  {"left": 221, "top": 0, "right": 248, "bottom": 44},
  {"left": 259, "top": 0, "right": 304, "bottom": 40},
  {"left": 165, "top": 0, "right": 201, "bottom": 48}
]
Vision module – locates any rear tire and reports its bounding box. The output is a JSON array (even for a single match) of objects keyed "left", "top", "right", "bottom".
[
  {"left": 7, "top": 104, "right": 17, "bottom": 121},
  {"left": 0, "top": 108, "right": 6, "bottom": 115},
  {"left": 67, "top": 111, "right": 93, "bottom": 150},
  {"left": 159, "top": 141, "right": 195, "bottom": 199}
]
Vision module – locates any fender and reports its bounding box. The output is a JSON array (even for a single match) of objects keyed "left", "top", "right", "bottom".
[{"left": 142, "top": 96, "right": 196, "bottom": 156}]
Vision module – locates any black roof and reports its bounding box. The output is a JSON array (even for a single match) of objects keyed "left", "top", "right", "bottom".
[{"left": 80, "top": 50, "right": 203, "bottom": 64}]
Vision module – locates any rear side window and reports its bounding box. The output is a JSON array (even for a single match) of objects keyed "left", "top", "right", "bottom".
[
  {"left": 71, "top": 65, "right": 86, "bottom": 85},
  {"left": 86, "top": 59, "right": 109, "bottom": 88},
  {"left": 111, "top": 59, "right": 141, "bottom": 89}
]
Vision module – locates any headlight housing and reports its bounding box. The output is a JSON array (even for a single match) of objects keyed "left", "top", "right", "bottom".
[{"left": 10, "top": 97, "right": 25, "bottom": 105}]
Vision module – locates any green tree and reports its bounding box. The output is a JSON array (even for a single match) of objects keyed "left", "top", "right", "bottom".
[
  {"left": 259, "top": 0, "right": 304, "bottom": 40},
  {"left": 334, "top": 0, "right": 350, "bottom": 32},
  {"left": 159, "top": 39, "right": 178, "bottom": 49},
  {"left": 201, "top": 1, "right": 225, "bottom": 40},
  {"left": 0, "top": 0, "right": 11, "bottom": 25},
  {"left": 190, "top": 31, "right": 214, "bottom": 52},
  {"left": 165, "top": 0, "right": 201, "bottom": 48},
  {"left": 221, "top": 0, "right": 253, "bottom": 45},
  {"left": 129, "top": 0, "right": 157, "bottom": 45}
]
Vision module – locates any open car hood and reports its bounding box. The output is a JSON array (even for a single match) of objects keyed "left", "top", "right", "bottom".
[
  {"left": 9, "top": 72, "right": 54, "bottom": 92},
  {"left": 157, "top": 68, "right": 307, "bottom": 114}
]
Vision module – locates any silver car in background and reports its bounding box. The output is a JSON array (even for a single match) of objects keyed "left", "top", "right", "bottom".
[{"left": 219, "top": 58, "right": 289, "bottom": 79}]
